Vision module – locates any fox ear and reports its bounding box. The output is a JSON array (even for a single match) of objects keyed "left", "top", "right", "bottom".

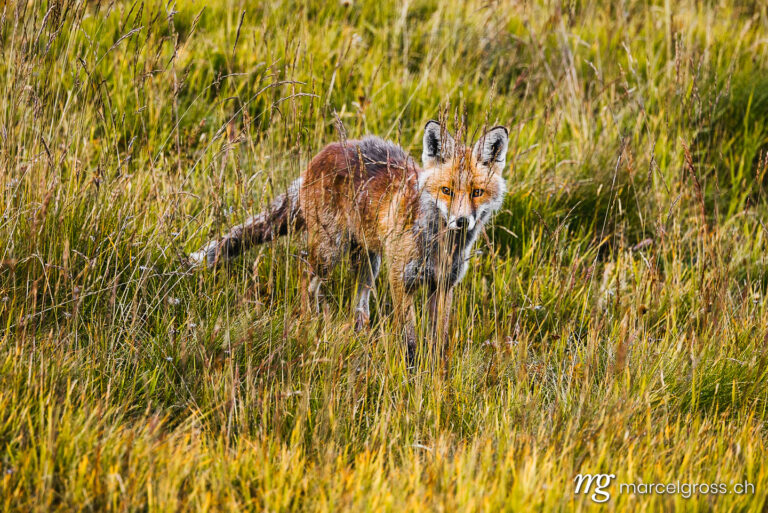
[
  {"left": 422, "top": 120, "right": 455, "bottom": 166},
  {"left": 473, "top": 126, "right": 509, "bottom": 169}
]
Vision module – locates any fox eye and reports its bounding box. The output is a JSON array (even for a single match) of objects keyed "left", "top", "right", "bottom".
[
  {"left": 441, "top": 187, "right": 454, "bottom": 197},
  {"left": 472, "top": 189, "right": 485, "bottom": 198}
]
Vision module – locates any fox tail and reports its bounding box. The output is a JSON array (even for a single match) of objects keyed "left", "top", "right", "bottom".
[{"left": 188, "top": 177, "right": 304, "bottom": 268}]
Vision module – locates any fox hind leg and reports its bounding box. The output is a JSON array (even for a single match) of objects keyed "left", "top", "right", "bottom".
[
  {"left": 305, "top": 225, "right": 345, "bottom": 315},
  {"left": 307, "top": 275, "right": 324, "bottom": 315},
  {"left": 351, "top": 248, "right": 381, "bottom": 331}
]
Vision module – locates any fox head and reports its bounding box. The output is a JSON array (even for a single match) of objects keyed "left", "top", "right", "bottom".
[{"left": 419, "top": 120, "right": 508, "bottom": 232}]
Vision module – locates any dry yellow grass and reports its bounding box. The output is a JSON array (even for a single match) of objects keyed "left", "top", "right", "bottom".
[{"left": 1, "top": 0, "right": 767, "bottom": 511}]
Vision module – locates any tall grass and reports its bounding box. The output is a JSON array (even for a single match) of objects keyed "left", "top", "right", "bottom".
[{"left": 1, "top": 0, "right": 767, "bottom": 511}]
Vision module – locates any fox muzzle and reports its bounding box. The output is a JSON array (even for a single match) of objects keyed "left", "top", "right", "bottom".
[{"left": 448, "top": 216, "right": 475, "bottom": 231}]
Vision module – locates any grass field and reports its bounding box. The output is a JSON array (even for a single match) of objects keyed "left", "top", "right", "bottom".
[{"left": 2, "top": 0, "right": 768, "bottom": 510}]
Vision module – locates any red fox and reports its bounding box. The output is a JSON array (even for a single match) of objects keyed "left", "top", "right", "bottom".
[{"left": 189, "top": 121, "right": 508, "bottom": 360}]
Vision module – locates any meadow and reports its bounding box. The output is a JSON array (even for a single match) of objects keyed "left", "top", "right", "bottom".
[{"left": 1, "top": 0, "right": 768, "bottom": 510}]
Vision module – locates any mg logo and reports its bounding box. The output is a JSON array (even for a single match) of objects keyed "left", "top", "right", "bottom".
[{"left": 574, "top": 473, "right": 616, "bottom": 503}]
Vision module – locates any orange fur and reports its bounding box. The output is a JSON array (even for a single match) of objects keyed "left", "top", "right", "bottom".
[{"left": 192, "top": 121, "right": 509, "bottom": 364}]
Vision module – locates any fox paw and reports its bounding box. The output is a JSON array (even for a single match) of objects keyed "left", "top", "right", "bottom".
[{"left": 354, "top": 309, "right": 370, "bottom": 332}]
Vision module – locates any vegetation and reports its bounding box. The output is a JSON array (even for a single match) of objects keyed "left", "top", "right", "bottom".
[{"left": 1, "top": 0, "right": 768, "bottom": 510}]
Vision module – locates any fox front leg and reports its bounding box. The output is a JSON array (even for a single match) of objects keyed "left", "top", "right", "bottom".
[
  {"left": 388, "top": 271, "right": 418, "bottom": 367},
  {"left": 427, "top": 287, "right": 453, "bottom": 352},
  {"left": 400, "top": 301, "right": 417, "bottom": 368}
]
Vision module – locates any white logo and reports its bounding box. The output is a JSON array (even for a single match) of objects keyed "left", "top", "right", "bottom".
[{"left": 574, "top": 473, "right": 616, "bottom": 503}]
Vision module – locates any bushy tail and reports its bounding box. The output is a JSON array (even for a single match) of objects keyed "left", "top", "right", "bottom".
[{"left": 188, "top": 177, "right": 304, "bottom": 268}]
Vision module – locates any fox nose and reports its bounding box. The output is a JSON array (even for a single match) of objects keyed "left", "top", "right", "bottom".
[{"left": 451, "top": 216, "right": 474, "bottom": 231}]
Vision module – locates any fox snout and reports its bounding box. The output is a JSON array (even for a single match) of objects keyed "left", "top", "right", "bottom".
[
  {"left": 448, "top": 215, "right": 475, "bottom": 231},
  {"left": 446, "top": 194, "right": 476, "bottom": 231}
]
